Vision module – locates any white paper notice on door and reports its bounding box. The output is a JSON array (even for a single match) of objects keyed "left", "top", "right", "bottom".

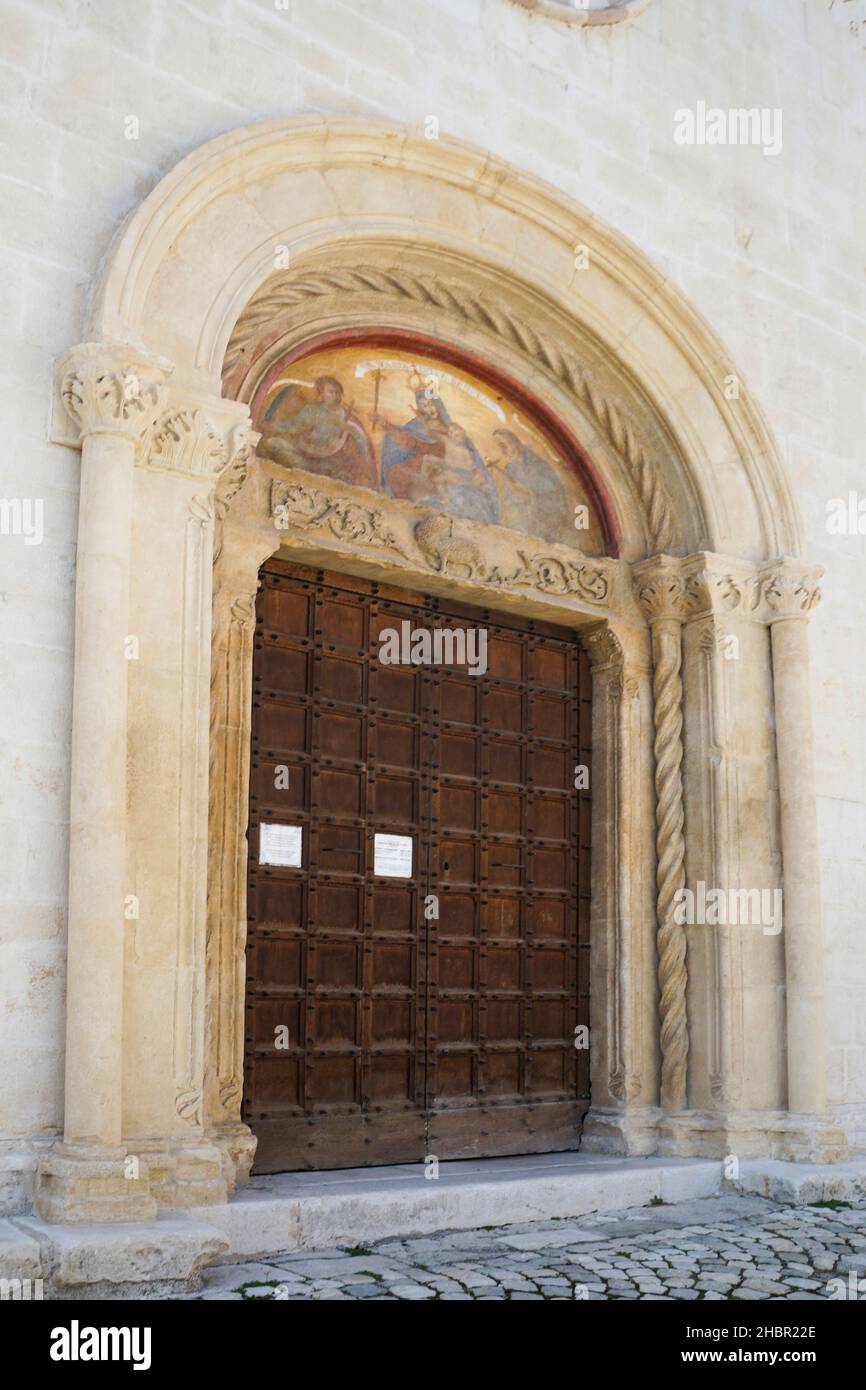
[
  {"left": 373, "top": 833, "right": 413, "bottom": 878},
  {"left": 259, "top": 822, "right": 303, "bottom": 867}
]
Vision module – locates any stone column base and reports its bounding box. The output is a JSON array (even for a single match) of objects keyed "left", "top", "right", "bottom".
[
  {"left": 581, "top": 1106, "right": 665, "bottom": 1155},
  {"left": 582, "top": 1107, "right": 850, "bottom": 1164},
  {"left": 0, "top": 1138, "right": 51, "bottom": 1217},
  {"left": 207, "top": 1122, "right": 257, "bottom": 1194},
  {"left": 33, "top": 1131, "right": 250, "bottom": 1223},
  {"left": 34, "top": 1144, "right": 157, "bottom": 1224},
  {"left": 131, "top": 1137, "right": 230, "bottom": 1209},
  {"left": 764, "top": 1114, "right": 849, "bottom": 1164}
]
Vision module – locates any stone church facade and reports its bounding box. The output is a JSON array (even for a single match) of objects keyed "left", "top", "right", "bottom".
[{"left": 1, "top": 0, "right": 864, "bottom": 1280}]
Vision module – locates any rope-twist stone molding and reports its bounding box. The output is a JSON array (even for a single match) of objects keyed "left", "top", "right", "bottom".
[
  {"left": 636, "top": 570, "right": 691, "bottom": 1111},
  {"left": 650, "top": 620, "right": 688, "bottom": 1110}
]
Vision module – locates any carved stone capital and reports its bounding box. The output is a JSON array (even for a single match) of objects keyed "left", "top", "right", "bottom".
[
  {"left": 151, "top": 408, "right": 227, "bottom": 475},
  {"left": 150, "top": 405, "right": 260, "bottom": 481},
  {"left": 58, "top": 342, "right": 171, "bottom": 445},
  {"left": 756, "top": 561, "right": 823, "bottom": 622},
  {"left": 634, "top": 552, "right": 822, "bottom": 627},
  {"left": 633, "top": 556, "right": 694, "bottom": 623},
  {"left": 677, "top": 560, "right": 750, "bottom": 622},
  {"left": 218, "top": 423, "right": 261, "bottom": 505}
]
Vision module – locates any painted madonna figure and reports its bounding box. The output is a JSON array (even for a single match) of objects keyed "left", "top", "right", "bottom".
[{"left": 376, "top": 390, "right": 500, "bottom": 525}]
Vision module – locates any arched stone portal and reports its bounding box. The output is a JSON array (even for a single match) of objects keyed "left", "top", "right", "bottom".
[{"left": 35, "top": 118, "right": 845, "bottom": 1224}]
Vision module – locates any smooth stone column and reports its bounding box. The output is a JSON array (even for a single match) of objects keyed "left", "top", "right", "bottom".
[
  {"left": 765, "top": 570, "right": 826, "bottom": 1117},
  {"left": 35, "top": 344, "right": 169, "bottom": 1222}
]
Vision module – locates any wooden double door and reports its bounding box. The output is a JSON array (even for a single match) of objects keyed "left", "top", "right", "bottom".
[{"left": 243, "top": 559, "right": 591, "bottom": 1172}]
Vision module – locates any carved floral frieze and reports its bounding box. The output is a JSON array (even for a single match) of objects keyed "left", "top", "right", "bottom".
[
  {"left": 273, "top": 479, "right": 409, "bottom": 556},
  {"left": 271, "top": 476, "right": 614, "bottom": 608},
  {"left": 268, "top": 474, "right": 821, "bottom": 631}
]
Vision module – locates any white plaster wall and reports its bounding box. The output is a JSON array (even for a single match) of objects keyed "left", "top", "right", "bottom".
[{"left": 0, "top": 0, "right": 863, "bottom": 1147}]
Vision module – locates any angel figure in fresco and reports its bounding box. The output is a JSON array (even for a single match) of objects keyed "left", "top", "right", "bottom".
[
  {"left": 488, "top": 427, "right": 573, "bottom": 543},
  {"left": 374, "top": 390, "right": 500, "bottom": 525},
  {"left": 259, "top": 375, "right": 378, "bottom": 490}
]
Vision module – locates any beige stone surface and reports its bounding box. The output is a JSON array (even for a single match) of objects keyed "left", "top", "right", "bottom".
[{"left": 14, "top": 1213, "right": 228, "bottom": 1295}]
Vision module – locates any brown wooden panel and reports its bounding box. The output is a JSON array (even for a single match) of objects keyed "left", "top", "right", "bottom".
[{"left": 244, "top": 559, "right": 591, "bottom": 1171}]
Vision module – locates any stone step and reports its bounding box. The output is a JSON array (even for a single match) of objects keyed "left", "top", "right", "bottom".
[
  {"left": 16, "top": 1150, "right": 866, "bottom": 1298},
  {"left": 190, "top": 1153, "right": 724, "bottom": 1262},
  {"left": 731, "top": 1158, "right": 866, "bottom": 1205},
  {"left": 2, "top": 1152, "right": 724, "bottom": 1297}
]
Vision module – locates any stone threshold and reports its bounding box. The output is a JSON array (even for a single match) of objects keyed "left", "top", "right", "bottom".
[
  {"left": 732, "top": 1157, "right": 866, "bottom": 1205},
  {"left": 2, "top": 1151, "right": 865, "bottom": 1299}
]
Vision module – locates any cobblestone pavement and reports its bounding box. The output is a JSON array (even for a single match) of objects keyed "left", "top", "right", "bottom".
[{"left": 183, "top": 1195, "right": 866, "bottom": 1301}]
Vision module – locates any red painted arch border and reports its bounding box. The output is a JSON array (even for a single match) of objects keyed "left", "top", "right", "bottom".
[{"left": 250, "top": 327, "right": 622, "bottom": 559}]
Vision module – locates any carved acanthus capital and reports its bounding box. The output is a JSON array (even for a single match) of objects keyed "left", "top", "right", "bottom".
[
  {"left": 634, "top": 552, "right": 821, "bottom": 628},
  {"left": 677, "top": 565, "right": 747, "bottom": 621},
  {"left": 151, "top": 408, "right": 226, "bottom": 474},
  {"left": 756, "top": 561, "right": 823, "bottom": 621},
  {"left": 681, "top": 555, "right": 823, "bottom": 624},
  {"left": 150, "top": 407, "right": 261, "bottom": 481},
  {"left": 633, "top": 556, "right": 695, "bottom": 624},
  {"left": 58, "top": 342, "right": 171, "bottom": 445}
]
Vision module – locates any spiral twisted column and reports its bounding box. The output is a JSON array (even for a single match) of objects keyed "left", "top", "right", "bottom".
[{"left": 635, "top": 559, "right": 691, "bottom": 1113}]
